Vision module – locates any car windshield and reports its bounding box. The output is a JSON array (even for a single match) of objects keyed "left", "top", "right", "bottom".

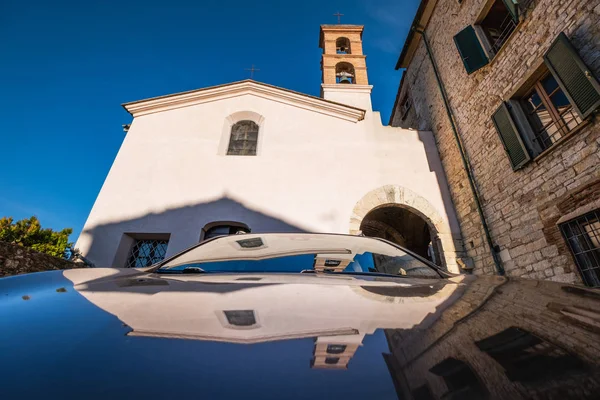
[{"left": 155, "top": 233, "right": 441, "bottom": 278}]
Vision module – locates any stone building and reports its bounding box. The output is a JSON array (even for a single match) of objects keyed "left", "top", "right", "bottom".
[
  {"left": 390, "top": 0, "right": 600, "bottom": 286},
  {"left": 76, "top": 24, "right": 466, "bottom": 271},
  {"left": 384, "top": 275, "right": 600, "bottom": 399}
]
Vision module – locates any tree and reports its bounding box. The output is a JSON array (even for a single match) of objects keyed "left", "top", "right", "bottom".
[{"left": 0, "top": 216, "right": 73, "bottom": 258}]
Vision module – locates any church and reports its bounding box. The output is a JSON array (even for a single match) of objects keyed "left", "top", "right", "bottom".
[{"left": 75, "top": 24, "right": 465, "bottom": 272}]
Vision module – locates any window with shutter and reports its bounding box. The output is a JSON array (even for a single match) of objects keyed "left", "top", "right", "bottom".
[
  {"left": 491, "top": 103, "right": 531, "bottom": 170},
  {"left": 494, "top": 34, "right": 596, "bottom": 165},
  {"left": 518, "top": 71, "right": 583, "bottom": 156},
  {"left": 429, "top": 358, "right": 487, "bottom": 398},
  {"left": 544, "top": 33, "right": 600, "bottom": 119},
  {"left": 453, "top": 26, "right": 489, "bottom": 74},
  {"left": 476, "top": 0, "right": 519, "bottom": 55},
  {"left": 475, "top": 327, "right": 586, "bottom": 382}
]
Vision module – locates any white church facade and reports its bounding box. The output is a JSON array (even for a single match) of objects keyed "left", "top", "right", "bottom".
[{"left": 76, "top": 24, "right": 465, "bottom": 272}]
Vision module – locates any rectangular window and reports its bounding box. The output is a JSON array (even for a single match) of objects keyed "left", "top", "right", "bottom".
[
  {"left": 475, "top": 327, "right": 585, "bottom": 382},
  {"left": 560, "top": 209, "right": 600, "bottom": 287},
  {"left": 455, "top": 0, "right": 539, "bottom": 73},
  {"left": 519, "top": 72, "right": 583, "bottom": 156},
  {"left": 412, "top": 384, "right": 435, "bottom": 400},
  {"left": 399, "top": 94, "right": 412, "bottom": 120},
  {"left": 491, "top": 33, "right": 600, "bottom": 167},
  {"left": 479, "top": 0, "right": 517, "bottom": 53},
  {"left": 429, "top": 358, "right": 487, "bottom": 398},
  {"left": 126, "top": 238, "right": 169, "bottom": 268},
  {"left": 326, "top": 344, "right": 347, "bottom": 354}
]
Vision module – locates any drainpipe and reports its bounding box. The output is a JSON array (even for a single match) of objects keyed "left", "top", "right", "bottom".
[{"left": 413, "top": 27, "right": 505, "bottom": 275}]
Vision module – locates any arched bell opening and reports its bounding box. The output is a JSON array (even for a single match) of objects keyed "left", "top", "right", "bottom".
[{"left": 335, "top": 62, "right": 355, "bottom": 84}]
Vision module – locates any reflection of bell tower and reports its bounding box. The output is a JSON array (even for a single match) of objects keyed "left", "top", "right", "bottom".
[
  {"left": 319, "top": 24, "right": 373, "bottom": 111},
  {"left": 310, "top": 335, "right": 362, "bottom": 369}
]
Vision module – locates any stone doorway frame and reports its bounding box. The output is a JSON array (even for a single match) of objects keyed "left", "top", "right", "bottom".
[{"left": 349, "top": 185, "right": 461, "bottom": 273}]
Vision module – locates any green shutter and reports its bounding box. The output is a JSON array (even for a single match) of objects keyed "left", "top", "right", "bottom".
[
  {"left": 492, "top": 103, "right": 531, "bottom": 170},
  {"left": 544, "top": 32, "right": 600, "bottom": 119},
  {"left": 454, "top": 26, "right": 489, "bottom": 74},
  {"left": 501, "top": 0, "right": 519, "bottom": 23}
]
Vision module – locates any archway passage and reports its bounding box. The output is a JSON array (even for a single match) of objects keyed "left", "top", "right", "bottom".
[{"left": 360, "top": 205, "right": 439, "bottom": 264}]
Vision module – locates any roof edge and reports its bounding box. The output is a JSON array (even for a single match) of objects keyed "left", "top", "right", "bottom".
[
  {"left": 122, "top": 80, "right": 366, "bottom": 122},
  {"left": 395, "top": 0, "right": 435, "bottom": 70}
]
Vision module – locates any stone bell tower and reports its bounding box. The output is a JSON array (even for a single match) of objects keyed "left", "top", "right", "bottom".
[{"left": 319, "top": 24, "right": 373, "bottom": 111}]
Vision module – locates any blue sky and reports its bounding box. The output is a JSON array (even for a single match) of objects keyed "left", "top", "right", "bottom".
[{"left": 0, "top": 0, "right": 419, "bottom": 241}]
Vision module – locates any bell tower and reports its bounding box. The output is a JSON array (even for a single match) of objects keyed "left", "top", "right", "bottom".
[{"left": 319, "top": 24, "right": 373, "bottom": 111}]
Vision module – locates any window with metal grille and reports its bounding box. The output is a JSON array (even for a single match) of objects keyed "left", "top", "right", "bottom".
[
  {"left": 227, "top": 120, "right": 258, "bottom": 156},
  {"left": 224, "top": 310, "right": 256, "bottom": 326},
  {"left": 126, "top": 239, "right": 169, "bottom": 268},
  {"left": 560, "top": 209, "right": 600, "bottom": 287},
  {"left": 491, "top": 33, "right": 599, "bottom": 168},
  {"left": 519, "top": 71, "right": 584, "bottom": 156},
  {"left": 475, "top": 327, "right": 586, "bottom": 382},
  {"left": 429, "top": 358, "right": 487, "bottom": 399}
]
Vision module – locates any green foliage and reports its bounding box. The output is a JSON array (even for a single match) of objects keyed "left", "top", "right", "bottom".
[{"left": 0, "top": 216, "right": 73, "bottom": 258}]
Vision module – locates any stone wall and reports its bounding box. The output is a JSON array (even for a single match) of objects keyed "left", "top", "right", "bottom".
[
  {"left": 386, "top": 275, "right": 600, "bottom": 399},
  {"left": 0, "top": 241, "right": 82, "bottom": 278},
  {"left": 392, "top": 0, "right": 600, "bottom": 284}
]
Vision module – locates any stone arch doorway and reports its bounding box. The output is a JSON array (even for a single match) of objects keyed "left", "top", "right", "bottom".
[
  {"left": 350, "top": 185, "right": 461, "bottom": 272},
  {"left": 359, "top": 205, "right": 441, "bottom": 265}
]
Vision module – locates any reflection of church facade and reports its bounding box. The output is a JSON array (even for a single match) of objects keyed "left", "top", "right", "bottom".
[
  {"left": 76, "top": 24, "right": 464, "bottom": 272},
  {"left": 64, "top": 267, "right": 459, "bottom": 371}
]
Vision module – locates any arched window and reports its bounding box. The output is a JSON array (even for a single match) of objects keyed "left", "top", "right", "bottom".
[
  {"left": 227, "top": 120, "right": 259, "bottom": 155},
  {"left": 202, "top": 222, "right": 250, "bottom": 241},
  {"left": 335, "top": 62, "right": 355, "bottom": 84},
  {"left": 336, "top": 37, "right": 351, "bottom": 54}
]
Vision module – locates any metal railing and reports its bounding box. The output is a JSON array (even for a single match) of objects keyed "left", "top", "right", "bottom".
[
  {"left": 533, "top": 107, "right": 582, "bottom": 152},
  {"left": 490, "top": 15, "right": 517, "bottom": 52}
]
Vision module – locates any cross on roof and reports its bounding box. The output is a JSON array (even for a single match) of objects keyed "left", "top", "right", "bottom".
[
  {"left": 333, "top": 11, "right": 344, "bottom": 24},
  {"left": 245, "top": 64, "right": 260, "bottom": 79}
]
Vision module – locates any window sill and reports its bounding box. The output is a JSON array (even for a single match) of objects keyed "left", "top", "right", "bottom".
[{"left": 531, "top": 120, "right": 592, "bottom": 165}]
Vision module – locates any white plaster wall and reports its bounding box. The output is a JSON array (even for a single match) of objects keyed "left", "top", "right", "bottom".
[
  {"left": 76, "top": 91, "right": 460, "bottom": 267},
  {"left": 322, "top": 85, "right": 373, "bottom": 111},
  {"left": 65, "top": 268, "right": 460, "bottom": 343}
]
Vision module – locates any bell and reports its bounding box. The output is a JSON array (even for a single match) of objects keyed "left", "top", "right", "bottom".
[{"left": 337, "top": 70, "right": 354, "bottom": 84}]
